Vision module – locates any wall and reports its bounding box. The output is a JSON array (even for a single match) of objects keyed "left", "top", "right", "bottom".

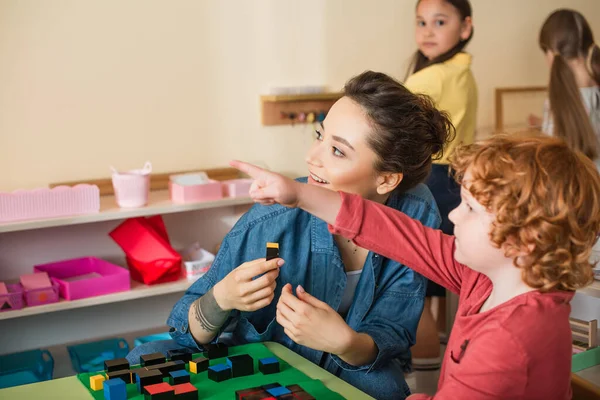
[{"left": 1, "top": 0, "right": 600, "bottom": 191}]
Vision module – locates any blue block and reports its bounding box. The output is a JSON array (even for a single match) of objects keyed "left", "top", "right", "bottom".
[
  {"left": 208, "top": 364, "right": 230, "bottom": 373},
  {"left": 259, "top": 357, "right": 278, "bottom": 365},
  {"left": 169, "top": 369, "right": 190, "bottom": 384},
  {"left": 103, "top": 378, "right": 127, "bottom": 400},
  {"left": 266, "top": 386, "right": 291, "bottom": 397}
]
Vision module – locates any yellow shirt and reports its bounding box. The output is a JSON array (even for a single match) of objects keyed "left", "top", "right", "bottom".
[{"left": 405, "top": 53, "right": 478, "bottom": 164}]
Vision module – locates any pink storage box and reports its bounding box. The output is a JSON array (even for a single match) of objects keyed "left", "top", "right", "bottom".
[
  {"left": 0, "top": 284, "right": 25, "bottom": 312},
  {"left": 23, "top": 282, "right": 60, "bottom": 306},
  {"left": 169, "top": 176, "right": 223, "bottom": 204},
  {"left": 222, "top": 179, "right": 253, "bottom": 198},
  {"left": 34, "top": 257, "right": 130, "bottom": 301},
  {"left": 0, "top": 185, "right": 100, "bottom": 223}
]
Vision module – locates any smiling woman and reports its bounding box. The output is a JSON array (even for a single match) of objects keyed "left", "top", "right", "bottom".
[{"left": 126, "top": 71, "right": 453, "bottom": 400}]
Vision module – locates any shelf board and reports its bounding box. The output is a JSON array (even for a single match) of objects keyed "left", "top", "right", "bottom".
[
  {"left": 0, "top": 278, "right": 196, "bottom": 321},
  {"left": 260, "top": 92, "right": 343, "bottom": 102},
  {"left": 0, "top": 191, "right": 253, "bottom": 233},
  {"left": 579, "top": 280, "right": 600, "bottom": 299}
]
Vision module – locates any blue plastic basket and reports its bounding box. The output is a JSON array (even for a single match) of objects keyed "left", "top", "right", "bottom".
[
  {"left": 133, "top": 332, "right": 171, "bottom": 347},
  {"left": 0, "top": 349, "right": 54, "bottom": 389},
  {"left": 67, "top": 338, "right": 129, "bottom": 373}
]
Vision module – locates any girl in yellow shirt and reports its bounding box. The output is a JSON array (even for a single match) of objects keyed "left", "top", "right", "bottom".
[{"left": 403, "top": 0, "right": 477, "bottom": 370}]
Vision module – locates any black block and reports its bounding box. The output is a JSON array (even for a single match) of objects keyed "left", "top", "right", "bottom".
[
  {"left": 190, "top": 356, "right": 209, "bottom": 373},
  {"left": 104, "top": 358, "right": 130, "bottom": 372},
  {"left": 143, "top": 383, "right": 175, "bottom": 400},
  {"left": 145, "top": 360, "right": 185, "bottom": 377},
  {"left": 235, "top": 387, "right": 265, "bottom": 400},
  {"left": 266, "top": 242, "right": 279, "bottom": 261},
  {"left": 261, "top": 383, "right": 281, "bottom": 390},
  {"left": 140, "top": 352, "right": 166, "bottom": 367},
  {"left": 286, "top": 384, "right": 305, "bottom": 393},
  {"left": 207, "top": 364, "right": 231, "bottom": 382},
  {"left": 135, "top": 369, "right": 163, "bottom": 392},
  {"left": 291, "top": 391, "right": 316, "bottom": 400},
  {"left": 227, "top": 354, "right": 254, "bottom": 378},
  {"left": 167, "top": 348, "right": 193, "bottom": 363},
  {"left": 258, "top": 358, "right": 280, "bottom": 375},
  {"left": 203, "top": 343, "right": 228, "bottom": 359},
  {"left": 106, "top": 369, "right": 132, "bottom": 384}
]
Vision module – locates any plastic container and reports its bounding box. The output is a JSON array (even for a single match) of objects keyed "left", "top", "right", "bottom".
[
  {"left": 0, "top": 349, "right": 54, "bottom": 389},
  {"left": 0, "top": 185, "right": 100, "bottom": 223},
  {"left": 23, "top": 282, "right": 60, "bottom": 307},
  {"left": 67, "top": 338, "right": 129, "bottom": 373},
  {"left": 34, "top": 257, "right": 130, "bottom": 301},
  {"left": 111, "top": 162, "right": 152, "bottom": 208},
  {"left": 181, "top": 242, "right": 214, "bottom": 279},
  {"left": 169, "top": 173, "right": 223, "bottom": 204},
  {"left": 0, "top": 284, "right": 25, "bottom": 312},
  {"left": 133, "top": 332, "right": 172, "bottom": 348},
  {"left": 110, "top": 217, "right": 182, "bottom": 285},
  {"left": 222, "top": 179, "right": 253, "bottom": 198}
]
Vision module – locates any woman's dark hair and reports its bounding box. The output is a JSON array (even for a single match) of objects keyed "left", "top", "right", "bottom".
[
  {"left": 539, "top": 9, "right": 599, "bottom": 160},
  {"left": 405, "top": 0, "right": 473, "bottom": 79},
  {"left": 344, "top": 70, "right": 455, "bottom": 193}
]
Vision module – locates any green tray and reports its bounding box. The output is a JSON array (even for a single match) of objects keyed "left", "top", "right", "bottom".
[{"left": 77, "top": 343, "right": 345, "bottom": 399}]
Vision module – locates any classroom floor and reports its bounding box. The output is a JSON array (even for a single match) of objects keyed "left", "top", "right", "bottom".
[{"left": 405, "top": 348, "right": 444, "bottom": 396}]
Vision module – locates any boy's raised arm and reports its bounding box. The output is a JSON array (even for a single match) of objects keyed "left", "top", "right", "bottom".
[{"left": 231, "top": 160, "right": 466, "bottom": 293}]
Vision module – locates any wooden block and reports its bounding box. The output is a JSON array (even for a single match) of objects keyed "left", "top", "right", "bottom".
[
  {"left": 89, "top": 374, "right": 105, "bottom": 391},
  {"left": 104, "top": 358, "right": 129, "bottom": 372},
  {"left": 266, "top": 243, "right": 279, "bottom": 261},
  {"left": 189, "top": 356, "right": 209, "bottom": 374},
  {"left": 140, "top": 352, "right": 166, "bottom": 367},
  {"left": 0, "top": 282, "right": 7, "bottom": 295}
]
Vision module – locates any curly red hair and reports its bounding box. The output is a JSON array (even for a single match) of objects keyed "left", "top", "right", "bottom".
[{"left": 451, "top": 134, "right": 600, "bottom": 291}]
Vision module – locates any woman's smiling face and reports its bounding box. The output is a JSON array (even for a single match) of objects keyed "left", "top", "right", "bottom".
[{"left": 305, "top": 96, "right": 388, "bottom": 201}]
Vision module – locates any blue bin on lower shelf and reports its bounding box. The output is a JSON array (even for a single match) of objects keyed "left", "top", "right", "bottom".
[
  {"left": 67, "top": 338, "right": 129, "bottom": 373},
  {"left": 133, "top": 332, "right": 171, "bottom": 347},
  {"left": 0, "top": 349, "right": 54, "bottom": 389}
]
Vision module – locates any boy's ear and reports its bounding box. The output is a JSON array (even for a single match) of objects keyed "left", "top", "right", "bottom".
[
  {"left": 376, "top": 172, "right": 403, "bottom": 195},
  {"left": 460, "top": 16, "right": 473, "bottom": 41}
]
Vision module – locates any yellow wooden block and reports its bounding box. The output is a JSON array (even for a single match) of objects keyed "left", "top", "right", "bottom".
[
  {"left": 189, "top": 361, "right": 198, "bottom": 374},
  {"left": 90, "top": 374, "right": 105, "bottom": 391}
]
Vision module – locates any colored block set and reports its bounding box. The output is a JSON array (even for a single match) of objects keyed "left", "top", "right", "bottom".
[{"left": 85, "top": 342, "right": 318, "bottom": 400}]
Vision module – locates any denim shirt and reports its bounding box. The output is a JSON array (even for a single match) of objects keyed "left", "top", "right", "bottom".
[{"left": 167, "top": 181, "right": 441, "bottom": 374}]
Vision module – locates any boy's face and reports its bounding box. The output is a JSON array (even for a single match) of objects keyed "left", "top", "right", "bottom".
[{"left": 448, "top": 169, "right": 509, "bottom": 272}]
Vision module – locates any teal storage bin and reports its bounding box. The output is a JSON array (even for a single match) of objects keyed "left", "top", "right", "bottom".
[
  {"left": 133, "top": 332, "right": 171, "bottom": 347},
  {"left": 67, "top": 338, "right": 129, "bottom": 373},
  {"left": 0, "top": 349, "right": 54, "bottom": 389}
]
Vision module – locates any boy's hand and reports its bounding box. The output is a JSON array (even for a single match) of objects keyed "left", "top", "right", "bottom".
[
  {"left": 213, "top": 258, "right": 284, "bottom": 312},
  {"left": 229, "top": 160, "right": 301, "bottom": 208},
  {"left": 276, "top": 283, "right": 353, "bottom": 356}
]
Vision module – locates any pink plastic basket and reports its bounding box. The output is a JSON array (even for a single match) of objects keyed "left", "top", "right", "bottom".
[
  {"left": 111, "top": 162, "right": 152, "bottom": 208},
  {"left": 0, "top": 185, "right": 100, "bottom": 223},
  {"left": 34, "top": 257, "right": 131, "bottom": 301},
  {"left": 222, "top": 179, "right": 253, "bottom": 198},
  {"left": 23, "top": 282, "right": 60, "bottom": 307},
  {"left": 0, "top": 284, "right": 25, "bottom": 312}
]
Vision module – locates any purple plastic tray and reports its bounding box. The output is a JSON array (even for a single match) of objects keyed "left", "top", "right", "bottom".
[
  {"left": 23, "top": 282, "right": 60, "bottom": 306},
  {"left": 0, "top": 284, "right": 25, "bottom": 312},
  {"left": 34, "top": 257, "right": 130, "bottom": 301}
]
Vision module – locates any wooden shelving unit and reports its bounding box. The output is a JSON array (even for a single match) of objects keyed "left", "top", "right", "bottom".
[
  {"left": 0, "top": 191, "right": 253, "bottom": 233},
  {"left": 260, "top": 92, "right": 343, "bottom": 126},
  {"left": 0, "top": 278, "right": 196, "bottom": 321}
]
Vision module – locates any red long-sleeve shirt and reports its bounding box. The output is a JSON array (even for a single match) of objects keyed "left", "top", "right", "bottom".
[{"left": 329, "top": 192, "right": 574, "bottom": 400}]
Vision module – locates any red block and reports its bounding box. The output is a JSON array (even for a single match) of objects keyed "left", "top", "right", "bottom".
[
  {"left": 173, "top": 382, "right": 198, "bottom": 394},
  {"left": 110, "top": 217, "right": 182, "bottom": 285},
  {"left": 144, "top": 382, "right": 175, "bottom": 395}
]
